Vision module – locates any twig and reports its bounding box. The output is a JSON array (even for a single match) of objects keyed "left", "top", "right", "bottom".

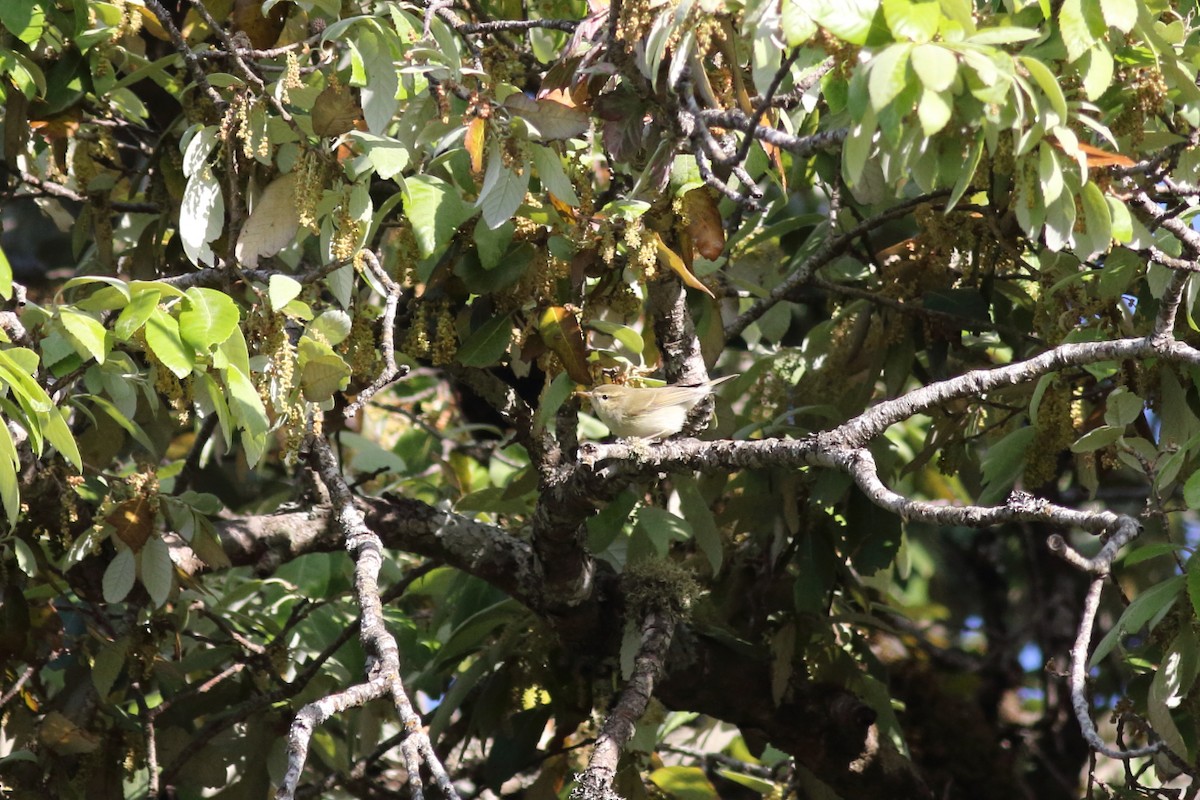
[
  {"left": 457, "top": 18, "right": 580, "bottom": 33},
  {"left": 343, "top": 251, "right": 409, "bottom": 417},
  {"left": 0, "top": 663, "right": 37, "bottom": 706},
  {"left": 276, "top": 435, "right": 458, "bottom": 800},
  {"left": 143, "top": 0, "right": 225, "bottom": 109},
  {"left": 725, "top": 191, "right": 952, "bottom": 341},
  {"left": 17, "top": 170, "right": 160, "bottom": 213},
  {"left": 173, "top": 413, "right": 220, "bottom": 495}
]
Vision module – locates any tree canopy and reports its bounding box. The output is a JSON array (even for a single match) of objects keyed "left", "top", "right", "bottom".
[{"left": 3, "top": 0, "right": 1200, "bottom": 797}]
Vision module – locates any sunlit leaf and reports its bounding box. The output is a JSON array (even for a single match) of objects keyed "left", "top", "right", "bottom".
[
  {"left": 236, "top": 172, "right": 301, "bottom": 268},
  {"left": 653, "top": 232, "right": 715, "bottom": 298}
]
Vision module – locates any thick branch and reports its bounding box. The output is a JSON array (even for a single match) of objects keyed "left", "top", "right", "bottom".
[
  {"left": 204, "top": 497, "right": 541, "bottom": 608},
  {"left": 573, "top": 609, "right": 676, "bottom": 799}
]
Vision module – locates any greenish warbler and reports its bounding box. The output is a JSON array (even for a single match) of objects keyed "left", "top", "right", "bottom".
[{"left": 580, "top": 375, "right": 737, "bottom": 439}]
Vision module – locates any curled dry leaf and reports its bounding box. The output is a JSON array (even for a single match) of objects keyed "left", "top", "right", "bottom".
[
  {"left": 312, "top": 82, "right": 364, "bottom": 138},
  {"left": 236, "top": 172, "right": 301, "bottom": 268},
  {"left": 107, "top": 496, "right": 154, "bottom": 552},
  {"left": 684, "top": 188, "right": 725, "bottom": 261}
]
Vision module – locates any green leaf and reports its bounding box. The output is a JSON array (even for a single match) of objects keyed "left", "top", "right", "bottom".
[
  {"left": 139, "top": 536, "right": 173, "bottom": 607},
  {"left": 355, "top": 23, "right": 400, "bottom": 134},
  {"left": 81, "top": 394, "right": 158, "bottom": 454},
  {"left": 180, "top": 288, "right": 239, "bottom": 353},
  {"left": 59, "top": 308, "right": 109, "bottom": 364},
  {"left": 180, "top": 162, "right": 224, "bottom": 267},
  {"left": 1038, "top": 142, "right": 1063, "bottom": 203},
  {"left": 635, "top": 507, "right": 692, "bottom": 556},
  {"left": 1185, "top": 470, "right": 1200, "bottom": 509},
  {"left": 0, "top": 0, "right": 45, "bottom": 47},
  {"left": 1100, "top": 0, "right": 1137, "bottom": 32},
  {"left": 946, "top": 130, "right": 984, "bottom": 211},
  {"left": 842, "top": 105, "right": 878, "bottom": 187},
  {"left": 457, "top": 313, "right": 514, "bottom": 367},
  {"left": 587, "top": 319, "right": 644, "bottom": 355},
  {"left": 197, "top": 372, "right": 234, "bottom": 448},
  {"left": 477, "top": 144, "right": 531, "bottom": 230},
  {"left": 1059, "top": 0, "right": 1104, "bottom": 62},
  {"left": 0, "top": 244, "right": 12, "bottom": 300},
  {"left": 90, "top": 637, "right": 130, "bottom": 699},
  {"left": 1121, "top": 542, "right": 1188, "bottom": 566},
  {"left": 224, "top": 366, "right": 269, "bottom": 468},
  {"left": 806, "top": 0, "right": 888, "bottom": 45},
  {"left": 297, "top": 337, "right": 351, "bottom": 403},
  {"left": 1019, "top": 56, "right": 1068, "bottom": 122},
  {"left": 102, "top": 548, "right": 137, "bottom": 604},
  {"left": 350, "top": 131, "right": 411, "bottom": 180},
  {"left": 268, "top": 274, "right": 303, "bottom": 312},
  {"left": 980, "top": 425, "right": 1034, "bottom": 504},
  {"left": 114, "top": 288, "right": 160, "bottom": 340},
  {"left": 867, "top": 43, "right": 913, "bottom": 112},
  {"left": 882, "top": 0, "right": 940, "bottom": 41},
  {"left": 1091, "top": 575, "right": 1184, "bottom": 667},
  {"left": 781, "top": 0, "right": 816, "bottom": 46},
  {"left": 1070, "top": 425, "right": 1124, "bottom": 452},
  {"left": 649, "top": 766, "right": 718, "bottom": 800},
  {"left": 910, "top": 43, "right": 957, "bottom": 92},
  {"left": 917, "top": 87, "right": 952, "bottom": 136},
  {"left": 474, "top": 219, "right": 515, "bottom": 270},
  {"left": 308, "top": 309, "right": 352, "bottom": 346},
  {"left": 676, "top": 477, "right": 723, "bottom": 574},
  {"left": 0, "top": 349, "right": 52, "bottom": 413},
  {"left": 1148, "top": 627, "right": 1197, "bottom": 759},
  {"left": 530, "top": 144, "right": 579, "bottom": 205},
  {"left": 1079, "top": 43, "right": 1114, "bottom": 101},
  {"left": 1104, "top": 388, "right": 1144, "bottom": 428},
  {"left": 1080, "top": 181, "right": 1113, "bottom": 255},
  {"left": 0, "top": 423, "right": 19, "bottom": 525},
  {"left": 403, "top": 174, "right": 476, "bottom": 258},
  {"left": 1098, "top": 247, "right": 1142, "bottom": 298},
  {"left": 41, "top": 406, "right": 82, "bottom": 471},
  {"left": 716, "top": 770, "right": 777, "bottom": 795},
  {"left": 967, "top": 26, "right": 1040, "bottom": 44},
  {"left": 145, "top": 307, "right": 195, "bottom": 379}
]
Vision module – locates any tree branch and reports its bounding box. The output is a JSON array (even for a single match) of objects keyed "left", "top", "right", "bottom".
[
  {"left": 276, "top": 435, "right": 458, "bottom": 799},
  {"left": 572, "top": 609, "right": 676, "bottom": 800}
]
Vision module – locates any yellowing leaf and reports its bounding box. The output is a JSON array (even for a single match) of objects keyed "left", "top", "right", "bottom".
[
  {"left": 466, "top": 116, "right": 486, "bottom": 175},
  {"left": 652, "top": 232, "right": 715, "bottom": 298},
  {"left": 649, "top": 766, "right": 718, "bottom": 800},
  {"left": 537, "top": 306, "right": 591, "bottom": 385},
  {"left": 236, "top": 172, "right": 301, "bottom": 268},
  {"left": 107, "top": 496, "right": 154, "bottom": 552}
]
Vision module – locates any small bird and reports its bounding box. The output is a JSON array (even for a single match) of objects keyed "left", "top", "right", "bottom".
[{"left": 579, "top": 375, "right": 737, "bottom": 439}]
